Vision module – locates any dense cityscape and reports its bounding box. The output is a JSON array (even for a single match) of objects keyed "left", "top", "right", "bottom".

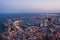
[{"left": 0, "top": 14, "right": 60, "bottom": 40}]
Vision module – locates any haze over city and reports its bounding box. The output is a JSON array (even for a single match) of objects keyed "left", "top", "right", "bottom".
[
  {"left": 1, "top": 0, "right": 60, "bottom": 40},
  {"left": 0, "top": 0, "right": 60, "bottom": 13}
]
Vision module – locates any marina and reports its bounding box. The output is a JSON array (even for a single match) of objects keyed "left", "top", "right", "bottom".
[{"left": 0, "top": 14, "right": 60, "bottom": 40}]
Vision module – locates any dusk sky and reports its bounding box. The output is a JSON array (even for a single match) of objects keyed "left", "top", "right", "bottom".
[{"left": 0, "top": 0, "right": 60, "bottom": 13}]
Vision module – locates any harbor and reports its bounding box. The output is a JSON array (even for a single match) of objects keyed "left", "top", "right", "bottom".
[{"left": 0, "top": 14, "right": 60, "bottom": 40}]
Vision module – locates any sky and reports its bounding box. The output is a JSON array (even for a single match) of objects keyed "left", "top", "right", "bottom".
[{"left": 0, "top": 0, "right": 60, "bottom": 13}]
